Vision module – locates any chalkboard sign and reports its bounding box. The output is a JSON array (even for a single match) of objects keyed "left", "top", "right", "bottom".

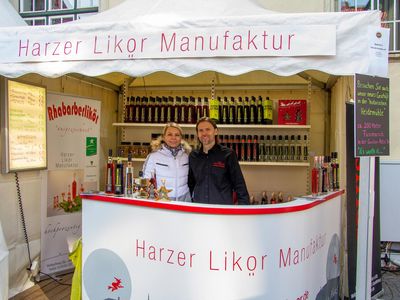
[
  {"left": 354, "top": 74, "right": 389, "bottom": 157},
  {"left": 1, "top": 78, "right": 47, "bottom": 173}
]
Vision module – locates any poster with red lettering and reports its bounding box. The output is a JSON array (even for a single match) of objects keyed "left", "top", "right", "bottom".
[{"left": 278, "top": 99, "right": 307, "bottom": 125}]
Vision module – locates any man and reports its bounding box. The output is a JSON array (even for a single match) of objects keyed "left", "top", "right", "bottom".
[{"left": 188, "top": 117, "right": 250, "bottom": 205}]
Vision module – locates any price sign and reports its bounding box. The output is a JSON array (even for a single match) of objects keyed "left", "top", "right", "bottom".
[
  {"left": 354, "top": 74, "right": 389, "bottom": 157},
  {"left": 1, "top": 79, "right": 47, "bottom": 173}
]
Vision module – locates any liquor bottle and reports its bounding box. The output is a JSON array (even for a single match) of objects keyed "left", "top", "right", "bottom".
[
  {"left": 196, "top": 97, "right": 203, "bottom": 121},
  {"left": 246, "top": 135, "right": 253, "bottom": 161},
  {"left": 203, "top": 97, "right": 210, "bottom": 118},
  {"left": 114, "top": 150, "right": 124, "bottom": 195},
  {"left": 311, "top": 156, "right": 320, "bottom": 196},
  {"left": 303, "top": 135, "right": 309, "bottom": 161},
  {"left": 243, "top": 96, "right": 250, "bottom": 124},
  {"left": 148, "top": 96, "right": 154, "bottom": 123},
  {"left": 125, "top": 96, "right": 132, "bottom": 122},
  {"left": 173, "top": 96, "right": 181, "bottom": 123},
  {"left": 160, "top": 96, "right": 167, "bottom": 123},
  {"left": 256, "top": 96, "right": 264, "bottom": 124},
  {"left": 270, "top": 135, "right": 277, "bottom": 161},
  {"left": 250, "top": 96, "right": 257, "bottom": 124},
  {"left": 134, "top": 96, "right": 141, "bottom": 123},
  {"left": 209, "top": 95, "right": 220, "bottom": 123},
  {"left": 181, "top": 96, "right": 188, "bottom": 123},
  {"left": 140, "top": 96, "right": 148, "bottom": 123},
  {"left": 258, "top": 135, "right": 265, "bottom": 162},
  {"left": 125, "top": 152, "right": 134, "bottom": 197},
  {"left": 265, "top": 135, "right": 271, "bottom": 161},
  {"left": 289, "top": 135, "right": 296, "bottom": 162},
  {"left": 262, "top": 96, "right": 273, "bottom": 124},
  {"left": 331, "top": 152, "right": 340, "bottom": 190},
  {"left": 240, "top": 135, "right": 247, "bottom": 161},
  {"left": 228, "top": 97, "right": 236, "bottom": 124},
  {"left": 224, "top": 135, "right": 230, "bottom": 148},
  {"left": 188, "top": 96, "right": 196, "bottom": 124},
  {"left": 283, "top": 135, "right": 289, "bottom": 161},
  {"left": 237, "top": 97, "right": 244, "bottom": 124},
  {"left": 321, "top": 156, "right": 327, "bottom": 193},
  {"left": 296, "top": 135, "right": 302, "bottom": 161},
  {"left": 326, "top": 155, "right": 333, "bottom": 192},
  {"left": 167, "top": 96, "right": 174, "bottom": 122},
  {"left": 154, "top": 96, "right": 161, "bottom": 123},
  {"left": 72, "top": 173, "right": 77, "bottom": 199},
  {"left": 105, "top": 149, "right": 115, "bottom": 194},
  {"left": 253, "top": 135, "right": 259, "bottom": 162},
  {"left": 229, "top": 135, "right": 235, "bottom": 151},
  {"left": 234, "top": 135, "right": 240, "bottom": 158},
  {"left": 277, "top": 135, "right": 283, "bottom": 161},
  {"left": 221, "top": 97, "right": 229, "bottom": 124}
]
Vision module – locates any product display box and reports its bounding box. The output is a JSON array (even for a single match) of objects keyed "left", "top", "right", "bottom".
[{"left": 277, "top": 99, "right": 307, "bottom": 125}]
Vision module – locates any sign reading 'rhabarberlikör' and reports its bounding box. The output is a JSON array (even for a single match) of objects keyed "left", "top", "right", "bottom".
[{"left": 354, "top": 74, "right": 389, "bottom": 157}]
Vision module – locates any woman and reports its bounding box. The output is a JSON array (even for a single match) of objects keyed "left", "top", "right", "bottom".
[{"left": 142, "top": 122, "right": 192, "bottom": 202}]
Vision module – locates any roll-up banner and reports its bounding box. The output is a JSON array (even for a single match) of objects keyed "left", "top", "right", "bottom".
[{"left": 40, "top": 93, "right": 100, "bottom": 275}]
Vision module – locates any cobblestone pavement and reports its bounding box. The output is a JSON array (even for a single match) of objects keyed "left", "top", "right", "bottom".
[{"left": 380, "top": 270, "right": 400, "bottom": 299}]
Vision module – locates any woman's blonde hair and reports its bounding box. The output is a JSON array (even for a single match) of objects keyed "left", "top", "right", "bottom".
[{"left": 150, "top": 122, "right": 191, "bottom": 154}]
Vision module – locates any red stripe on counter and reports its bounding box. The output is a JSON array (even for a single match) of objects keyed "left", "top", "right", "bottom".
[{"left": 82, "top": 190, "right": 344, "bottom": 215}]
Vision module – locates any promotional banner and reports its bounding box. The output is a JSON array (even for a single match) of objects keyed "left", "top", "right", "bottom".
[
  {"left": 40, "top": 94, "right": 100, "bottom": 275},
  {"left": 0, "top": 23, "right": 336, "bottom": 62},
  {"left": 82, "top": 193, "right": 342, "bottom": 300}
]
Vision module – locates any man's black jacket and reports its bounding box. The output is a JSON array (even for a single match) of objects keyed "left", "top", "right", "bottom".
[{"left": 188, "top": 143, "right": 250, "bottom": 205}]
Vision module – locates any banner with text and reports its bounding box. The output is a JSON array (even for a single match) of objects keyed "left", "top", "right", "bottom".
[
  {"left": 0, "top": 24, "right": 336, "bottom": 62},
  {"left": 40, "top": 94, "right": 100, "bottom": 275},
  {"left": 82, "top": 195, "right": 341, "bottom": 299}
]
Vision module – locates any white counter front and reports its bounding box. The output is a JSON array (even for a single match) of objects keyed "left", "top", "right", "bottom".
[{"left": 82, "top": 190, "right": 343, "bottom": 300}]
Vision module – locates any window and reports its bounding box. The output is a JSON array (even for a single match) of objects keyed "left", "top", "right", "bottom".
[
  {"left": 19, "top": 0, "right": 98, "bottom": 26},
  {"left": 338, "top": 0, "right": 400, "bottom": 52}
]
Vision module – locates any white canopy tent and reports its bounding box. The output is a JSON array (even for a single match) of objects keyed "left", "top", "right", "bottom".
[
  {"left": 0, "top": 0, "right": 381, "bottom": 82},
  {"left": 0, "top": 0, "right": 384, "bottom": 298}
]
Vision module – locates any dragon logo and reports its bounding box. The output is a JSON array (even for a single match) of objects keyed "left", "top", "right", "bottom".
[{"left": 108, "top": 277, "right": 124, "bottom": 292}]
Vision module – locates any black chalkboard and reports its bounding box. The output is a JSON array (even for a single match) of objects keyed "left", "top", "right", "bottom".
[{"left": 354, "top": 74, "right": 389, "bottom": 157}]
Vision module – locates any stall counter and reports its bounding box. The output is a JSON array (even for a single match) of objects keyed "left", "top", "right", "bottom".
[{"left": 81, "top": 190, "right": 344, "bottom": 300}]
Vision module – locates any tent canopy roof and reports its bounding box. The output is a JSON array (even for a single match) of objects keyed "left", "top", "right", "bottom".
[{"left": 0, "top": 0, "right": 381, "bottom": 90}]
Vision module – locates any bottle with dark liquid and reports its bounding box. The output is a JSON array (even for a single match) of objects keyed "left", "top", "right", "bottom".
[
  {"left": 196, "top": 97, "right": 203, "bottom": 121},
  {"left": 237, "top": 97, "right": 244, "bottom": 124},
  {"left": 253, "top": 135, "right": 259, "bottom": 162},
  {"left": 270, "top": 135, "right": 277, "bottom": 161},
  {"left": 188, "top": 96, "right": 196, "bottom": 124},
  {"left": 256, "top": 96, "right": 264, "bottom": 125},
  {"left": 228, "top": 97, "right": 236, "bottom": 124},
  {"left": 243, "top": 96, "right": 250, "bottom": 124},
  {"left": 125, "top": 152, "right": 134, "bottom": 197},
  {"left": 154, "top": 96, "right": 161, "bottom": 123},
  {"left": 133, "top": 96, "right": 140, "bottom": 123},
  {"left": 234, "top": 135, "right": 240, "bottom": 158},
  {"left": 114, "top": 150, "right": 124, "bottom": 195},
  {"left": 125, "top": 96, "right": 132, "bottom": 122},
  {"left": 250, "top": 96, "right": 257, "bottom": 124},
  {"left": 265, "top": 135, "right": 271, "bottom": 161},
  {"left": 167, "top": 96, "right": 174, "bottom": 122},
  {"left": 303, "top": 135, "right": 309, "bottom": 161},
  {"left": 181, "top": 96, "right": 188, "bottom": 124},
  {"left": 221, "top": 97, "right": 229, "bottom": 124},
  {"left": 105, "top": 149, "right": 115, "bottom": 194},
  {"left": 246, "top": 135, "right": 253, "bottom": 161},
  {"left": 258, "top": 135, "right": 265, "bottom": 162},
  {"left": 173, "top": 96, "right": 181, "bottom": 123},
  {"left": 289, "top": 135, "right": 296, "bottom": 162},
  {"left": 140, "top": 96, "right": 148, "bottom": 123},
  {"left": 240, "top": 135, "right": 247, "bottom": 161},
  {"left": 296, "top": 135, "right": 302, "bottom": 161},
  {"left": 331, "top": 152, "right": 340, "bottom": 190},
  {"left": 311, "top": 156, "right": 320, "bottom": 196},
  {"left": 203, "top": 97, "right": 210, "bottom": 118},
  {"left": 160, "top": 96, "right": 168, "bottom": 123}
]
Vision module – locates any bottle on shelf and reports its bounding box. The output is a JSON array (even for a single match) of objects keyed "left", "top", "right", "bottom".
[
  {"left": 289, "top": 135, "right": 296, "bottom": 162},
  {"left": 250, "top": 96, "right": 257, "bottom": 124},
  {"left": 154, "top": 96, "right": 161, "bottom": 123},
  {"left": 261, "top": 191, "right": 268, "bottom": 205},
  {"left": 256, "top": 96, "right": 264, "bottom": 125},
  {"left": 140, "top": 96, "right": 148, "bottom": 123},
  {"left": 240, "top": 135, "right": 246, "bottom": 161},
  {"left": 228, "top": 97, "right": 236, "bottom": 125},
  {"left": 243, "top": 96, "right": 250, "bottom": 124},
  {"left": 72, "top": 173, "right": 77, "bottom": 199},
  {"left": 105, "top": 149, "right": 115, "bottom": 194},
  {"left": 229, "top": 135, "right": 235, "bottom": 151},
  {"left": 253, "top": 135, "right": 259, "bottom": 162},
  {"left": 114, "top": 150, "right": 124, "bottom": 195},
  {"left": 133, "top": 96, "right": 140, "bottom": 123},
  {"left": 262, "top": 96, "right": 273, "bottom": 124},
  {"left": 221, "top": 96, "right": 229, "bottom": 124},
  {"left": 167, "top": 96, "right": 174, "bottom": 122},
  {"left": 331, "top": 152, "right": 340, "bottom": 190},
  {"left": 196, "top": 97, "right": 203, "bottom": 121},
  {"left": 203, "top": 97, "right": 210, "bottom": 118},
  {"left": 283, "top": 135, "right": 289, "bottom": 161},
  {"left": 258, "top": 135, "right": 265, "bottom": 162},
  {"left": 277, "top": 135, "right": 283, "bottom": 161},
  {"left": 270, "top": 135, "right": 277, "bottom": 161},
  {"left": 160, "top": 96, "right": 167, "bottom": 123},
  {"left": 311, "top": 156, "right": 320, "bottom": 196},
  {"left": 181, "top": 96, "right": 188, "bottom": 124},
  {"left": 237, "top": 97, "right": 244, "bottom": 124},
  {"left": 234, "top": 135, "right": 240, "bottom": 158},
  {"left": 148, "top": 96, "right": 155, "bottom": 123},
  {"left": 265, "top": 135, "right": 271, "bottom": 161},
  {"left": 209, "top": 96, "right": 220, "bottom": 123},
  {"left": 246, "top": 135, "right": 253, "bottom": 161},
  {"left": 125, "top": 152, "right": 134, "bottom": 197},
  {"left": 188, "top": 96, "right": 196, "bottom": 124},
  {"left": 173, "top": 96, "right": 181, "bottom": 123},
  {"left": 296, "top": 135, "right": 302, "bottom": 161},
  {"left": 303, "top": 135, "right": 309, "bottom": 161}
]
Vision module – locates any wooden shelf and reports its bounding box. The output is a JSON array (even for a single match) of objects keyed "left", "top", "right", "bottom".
[
  {"left": 127, "top": 158, "right": 308, "bottom": 167},
  {"left": 113, "top": 123, "right": 310, "bottom": 129}
]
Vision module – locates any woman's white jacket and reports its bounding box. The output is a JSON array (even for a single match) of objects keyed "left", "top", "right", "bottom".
[{"left": 142, "top": 144, "right": 189, "bottom": 199}]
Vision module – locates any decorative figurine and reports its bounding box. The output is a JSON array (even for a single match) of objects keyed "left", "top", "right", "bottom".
[{"left": 157, "top": 179, "right": 172, "bottom": 201}]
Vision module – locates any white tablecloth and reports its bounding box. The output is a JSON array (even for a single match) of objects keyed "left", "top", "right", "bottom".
[{"left": 0, "top": 221, "right": 8, "bottom": 300}]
